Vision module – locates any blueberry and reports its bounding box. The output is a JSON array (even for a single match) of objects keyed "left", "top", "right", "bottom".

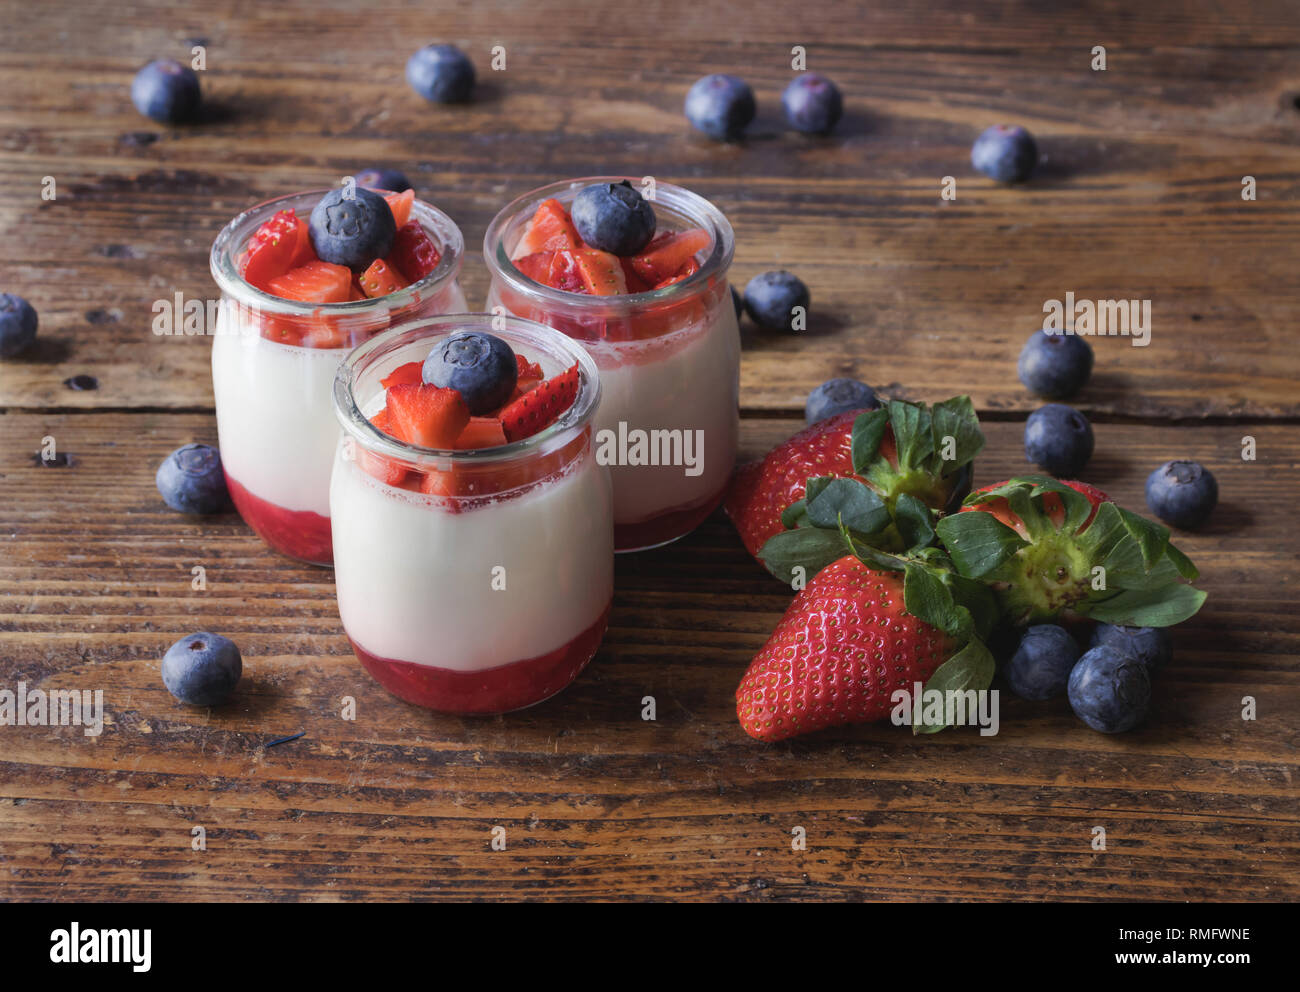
[
  {"left": 406, "top": 44, "right": 476, "bottom": 103},
  {"left": 805, "top": 378, "right": 878, "bottom": 424},
  {"left": 971, "top": 124, "right": 1038, "bottom": 183},
  {"left": 354, "top": 167, "right": 413, "bottom": 193},
  {"left": 744, "top": 271, "right": 810, "bottom": 332},
  {"left": 1067, "top": 645, "right": 1151, "bottom": 733},
  {"left": 0, "top": 293, "right": 38, "bottom": 358},
  {"left": 1018, "top": 329, "right": 1093, "bottom": 399},
  {"left": 1090, "top": 624, "right": 1172, "bottom": 673},
  {"left": 162, "top": 633, "right": 242, "bottom": 706},
  {"left": 309, "top": 187, "right": 397, "bottom": 272},
  {"left": 156, "top": 443, "right": 232, "bottom": 514},
  {"left": 1145, "top": 460, "right": 1218, "bottom": 530},
  {"left": 1024, "top": 403, "right": 1093, "bottom": 476},
  {"left": 1003, "top": 625, "right": 1080, "bottom": 700},
  {"left": 782, "top": 73, "right": 843, "bottom": 134},
  {"left": 731, "top": 286, "right": 743, "bottom": 321},
  {"left": 131, "top": 59, "right": 201, "bottom": 124},
  {"left": 685, "top": 74, "right": 756, "bottom": 140},
  {"left": 422, "top": 331, "right": 518, "bottom": 416},
  {"left": 570, "top": 181, "right": 656, "bottom": 257}
]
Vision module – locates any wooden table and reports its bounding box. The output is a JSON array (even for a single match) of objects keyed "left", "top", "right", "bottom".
[{"left": 1, "top": 0, "right": 1296, "bottom": 902}]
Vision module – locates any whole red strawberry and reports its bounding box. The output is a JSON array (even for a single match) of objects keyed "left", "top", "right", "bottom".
[
  {"left": 736, "top": 556, "right": 957, "bottom": 742},
  {"left": 726, "top": 399, "right": 980, "bottom": 571}
]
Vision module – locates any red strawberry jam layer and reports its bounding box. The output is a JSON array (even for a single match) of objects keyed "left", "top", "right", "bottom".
[
  {"left": 225, "top": 472, "right": 333, "bottom": 565},
  {"left": 501, "top": 197, "right": 723, "bottom": 343},
  {"left": 356, "top": 351, "right": 583, "bottom": 497},
  {"left": 349, "top": 603, "right": 610, "bottom": 714},
  {"left": 236, "top": 188, "right": 446, "bottom": 348},
  {"left": 613, "top": 481, "right": 729, "bottom": 552}
]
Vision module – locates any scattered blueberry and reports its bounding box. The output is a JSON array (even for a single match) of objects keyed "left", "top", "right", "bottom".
[
  {"left": 805, "top": 378, "right": 878, "bottom": 424},
  {"left": 570, "top": 181, "right": 656, "bottom": 257},
  {"left": 63, "top": 374, "right": 99, "bottom": 391},
  {"left": 744, "top": 271, "right": 810, "bottom": 332},
  {"left": 731, "top": 286, "right": 743, "bottom": 321},
  {"left": 422, "top": 331, "right": 518, "bottom": 416},
  {"left": 406, "top": 44, "right": 476, "bottom": 103},
  {"left": 354, "top": 167, "right": 413, "bottom": 193},
  {"left": 782, "top": 73, "right": 843, "bottom": 134},
  {"left": 309, "top": 187, "right": 397, "bottom": 271},
  {"left": 1003, "top": 624, "right": 1080, "bottom": 700},
  {"left": 1018, "top": 329, "right": 1093, "bottom": 399},
  {"left": 1145, "top": 460, "right": 1218, "bottom": 530},
  {"left": 971, "top": 124, "right": 1038, "bottom": 183},
  {"left": 1090, "top": 624, "right": 1172, "bottom": 673},
  {"left": 131, "top": 59, "right": 202, "bottom": 124},
  {"left": 1024, "top": 403, "right": 1093, "bottom": 476},
  {"left": 156, "top": 443, "right": 232, "bottom": 514},
  {"left": 0, "top": 293, "right": 38, "bottom": 358},
  {"left": 1067, "top": 645, "right": 1151, "bottom": 733},
  {"left": 684, "top": 74, "right": 756, "bottom": 140},
  {"left": 162, "top": 633, "right": 242, "bottom": 706}
]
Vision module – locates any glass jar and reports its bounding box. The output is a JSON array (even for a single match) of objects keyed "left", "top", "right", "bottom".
[
  {"left": 330, "top": 313, "right": 612, "bottom": 714},
  {"left": 209, "top": 190, "right": 466, "bottom": 566},
  {"left": 483, "top": 177, "right": 738, "bottom": 552}
]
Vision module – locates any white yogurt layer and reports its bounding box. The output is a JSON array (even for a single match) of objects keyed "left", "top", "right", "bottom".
[{"left": 329, "top": 447, "right": 613, "bottom": 671}]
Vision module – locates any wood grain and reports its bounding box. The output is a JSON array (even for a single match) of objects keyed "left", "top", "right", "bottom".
[
  {"left": 1, "top": 413, "right": 1295, "bottom": 901},
  {"left": 1, "top": 2, "right": 1299, "bottom": 416}
]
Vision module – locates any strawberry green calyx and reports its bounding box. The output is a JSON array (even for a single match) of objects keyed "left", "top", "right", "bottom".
[
  {"left": 754, "top": 397, "right": 983, "bottom": 584},
  {"left": 935, "top": 475, "right": 1206, "bottom": 628}
]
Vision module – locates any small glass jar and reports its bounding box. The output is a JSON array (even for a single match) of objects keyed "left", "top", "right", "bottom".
[
  {"left": 209, "top": 190, "right": 466, "bottom": 566},
  {"left": 330, "top": 313, "right": 612, "bottom": 714},
  {"left": 484, "top": 177, "right": 738, "bottom": 552}
]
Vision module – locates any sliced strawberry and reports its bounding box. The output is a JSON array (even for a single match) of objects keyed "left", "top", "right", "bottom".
[
  {"left": 387, "top": 222, "right": 443, "bottom": 283},
  {"left": 499, "top": 362, "right": 580, "bottom": 441},
  {"left": 454, "top": 416, "right": 508, "bottom": 449},
  {"left": 241, "top": 210, "right": 307, "bottom": 291},
  {"left": 347, "top": 283, "right": 366, "bottom": 301},
  {"left": 383, "top": 189, "right": 414, "bottom": 227},
  {"left": 545, "top": 251, "right": 587, "bottom": 293},
  {"left": 266, "top": 261, "right": 353, "bottom": 303},
  {"left": 515, "top": 353, "right": 543, "bottom": 381},
  {"left": 512, "top": 198, "right": 583, "bottom": 258},
  {"left": 380, "top": 361, "right": 425, "bottom": 390},
  {"left": 652, "top": 257, "right": 700, "bottom": 289},
  {"left": 620, "top": 257, "right": 653, "bottom": 293},
  {"left": 548, "top": 249, "right": 626, "bottom": 295},
  {"left": 513, "top": 250, "right": 555, "bottom": 285},
  {"left": 358, "top": 408, "right": 408, "bottom": 485},
  {"left": 385, "top": 383, "right": 470, "bottom": 448},
  {"left": 359, "top": 258, "right": 409, "bottom": 298},
  {"left": 629, "top": 228, "right": 710, "bottom": 285}
]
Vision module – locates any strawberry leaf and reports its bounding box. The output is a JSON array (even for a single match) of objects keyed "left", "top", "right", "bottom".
[
  {"left": 780, "top": 497, "right": 809, "bottom": 530},
  {"left": 926, "top": 395, "right": 984, "bottom": 475},
  {"left": 805, "top": 477, "right": 890, "bottom": 533},
  {"left": 903, "top": 562, "right": 972, "bottom": 641},
  {"left": 895, "top": 492, "right": 936, "bottom": 551},
  {"left": 850, "top": 408, "right": 889, "bottom": 475},
  {"left": 757, "top": 527, "right": 852, "bottom": 585},
  {"left": 1117, "top": 506, "right": 1170, "bottom": 571},
  {"left": 913, "top": 638, "right": 996, "bottom": 734},
  {"left": 888, "top": 400, "right": 934, "bottom": 473},
  {"left": 1165, "top": 541, "right": 1199, "bottom": 582},
  {"left": 1085, "top": 583, "right": 1207, "bottom": 627},
  {"left": 935, "top": 511, "right": 1029, "bottom": 578}
]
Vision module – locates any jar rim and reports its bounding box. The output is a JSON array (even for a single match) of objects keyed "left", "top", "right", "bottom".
[
  {"left": 210, "top": 188, "right": 464, "bottom": 318},
  {"left": 333, "top": 313, "right": 602, "bottom": 466},
  {"left": 483, "top": 176, "right": 734, "bottom": 314}
]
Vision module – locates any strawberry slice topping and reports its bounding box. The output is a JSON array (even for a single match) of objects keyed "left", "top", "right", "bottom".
[
  {"left": 387, "top": 222, "right": 443, "bottom": 283},
  {"left": 380, "top": 361, "right": 424, "bottom": 390},
  {"left": 383, "top": 189, "right": 415, "bottom": 227},
  {"left": 512, "top": 198, "right": 584, "bottom": 258},
  {"left": 499, "top": 362, "right": 580, "bottom": 441},
  {"left": 513, "top": 251, "right": 554, "bottom": 285},
  {"left": 454, "top": 416, "right": 508, "bottom": 449},
  {"left": 241, "top": 210, "right": 311, "bottom": 291},
  {"left": 358, "top": 408, "right": 408, "bottom": 486},
  {"left": 358, "top": 258, "right": 409, "bottom": 298},
  {"left": 629, "top": 228, "right": 710, "bottom": 285},
  {"left": 266, "top": 261, "right": 353, "bottom": 303},
  {"left": 385, "top": 383, "right": 470, "bottom": 448},
  {"left": 515, "top": 354, "right": 543, "bottom": 381}
]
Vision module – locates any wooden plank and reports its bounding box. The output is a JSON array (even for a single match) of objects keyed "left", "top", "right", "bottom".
[
  {"left": 1, "top": 7, "right": 1299, "bottom": 416},
  {"left": 1, "top": 412, "right": 1295, "bottom": 901}
]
